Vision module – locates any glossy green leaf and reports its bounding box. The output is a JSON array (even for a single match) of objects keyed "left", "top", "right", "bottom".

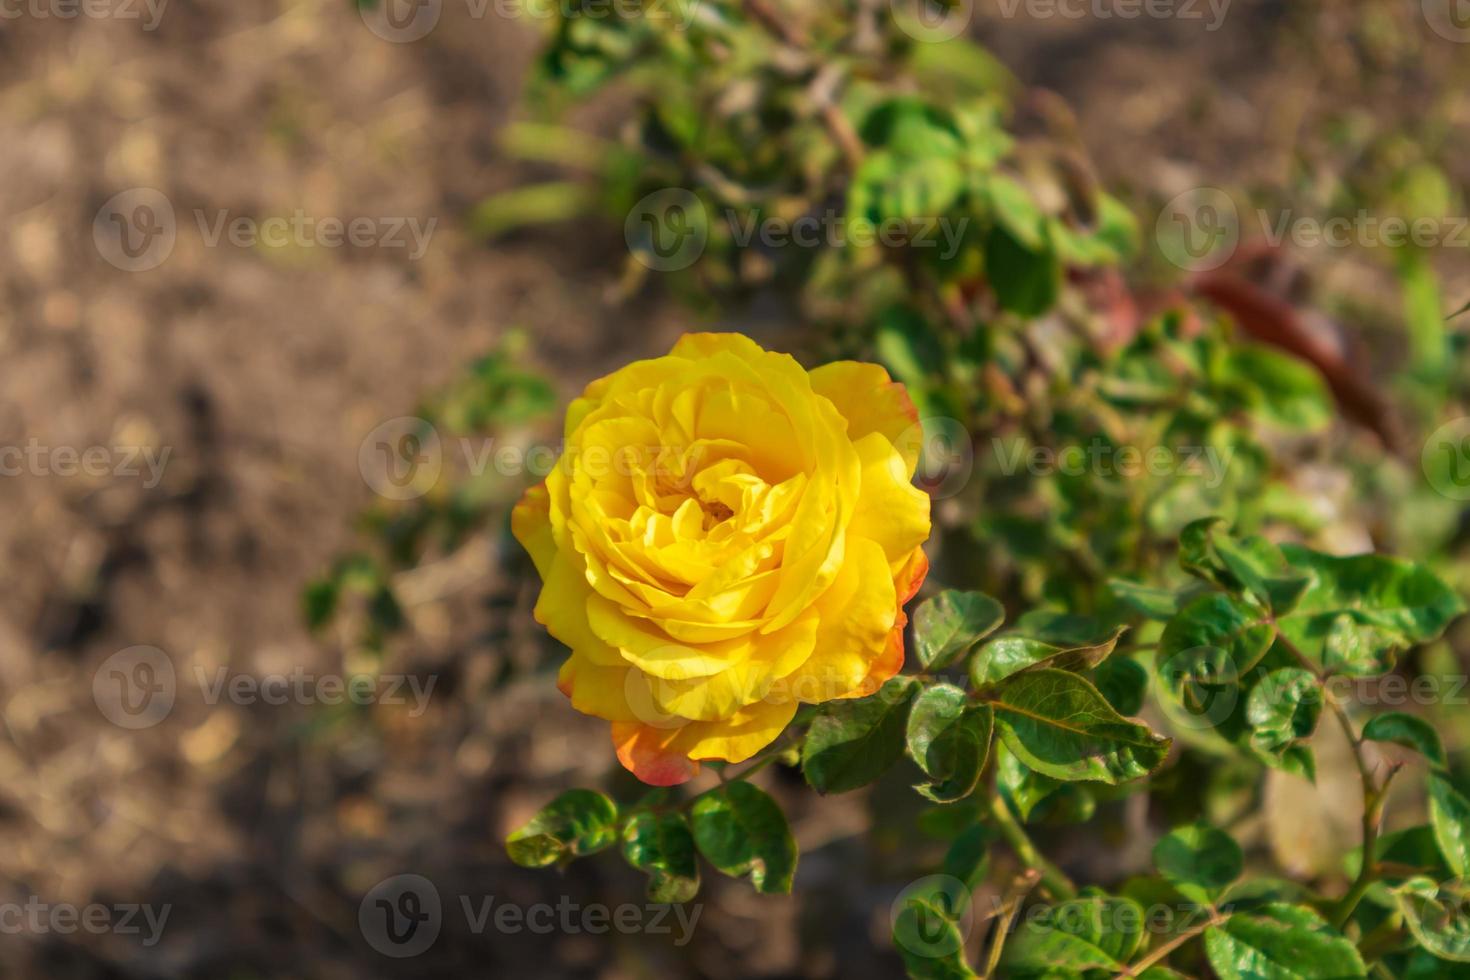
[
  {"left": 971, "top": 624, "right": 1126, "bottom": 688},
  {"left": 892, "top": 897, "right": 980, "bottom": 979},
  {"left": 1178, "top": 518, "right": 1309, "bottom": 613},
  {"left": 1158, "top": 592, "right": 1275, "bottom": 680},
  {"left": 506, "top": 789, "right": 620, "bottom": 867},
  {"left": 913, "top": 590, "right": 1005, "bottom": 670},
  {"left": 907, "top": 686, "right": 993, "bottom": 803},
  {"left": 1108, "top": 579, "right": 1182, "bottom": 620},
  {"left": 622, "top": 810, "right": 700, "bottom": 903},
  {"left": 989, "top": 669, "right": 1171, "bottom": 784},
  {"left": 1204, "top": 904, "right": 1367, "bottom": 979},
  {"left": 1153, "top": 823, "right": 1243, "bottom": 905},
  {"left": 802, "top": 677, "right": 919, "bottom": 794},
  {"left": 1276, "top": 545, "right": 1466, "bottom": 674},
  {"left": 1362, "top": 712, "right": 1447, "bottom": 769},
  {"left": 1430, "top": 773, "right": 1470, "bottom": 878},
  {"left": 999, "top": 757, "right": 1097, "bottom": 825},
  {"left": 1092, "top": 657, "right": 1148, "bottom": 717},
  {"left": 1245, "top": 668, "right": 1323, "bottom": 761},
  {"left": 1394, "top": 878, "right": 1470, "bottom": 963},
  {"left": 1016, "top": 894, "right": 1146, "bottom": 973},
  {"left": 999, "top": 895, "right": 1142, "bottom": 975},
  {"left": 690, "top": 782, "right": 797, "bottom": 894}
]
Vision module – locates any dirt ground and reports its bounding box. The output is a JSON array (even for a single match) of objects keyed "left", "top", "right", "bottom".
[{"left": 0, "top": 0, "right": 1466, "bottom": 977}]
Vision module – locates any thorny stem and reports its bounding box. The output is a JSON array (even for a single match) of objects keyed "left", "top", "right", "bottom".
[
  {"left": 986, "top": 792, "right": 1077, "bottom": 901},
  {"left": 1112, "top": 911, "right": 1230, "bottom": 979},
  {"left": 738, "top": 0, "right": 866, "bottom": 167},
  {"left": 980, "top": 868, "right": 1041, "bottom": 980},
  {"left": 1267, "top": 622, "right": 1400, "bottom": 931}
]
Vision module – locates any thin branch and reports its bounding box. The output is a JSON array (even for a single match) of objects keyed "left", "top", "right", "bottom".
[
  {"left": 1267, "top": 623, "right": 1400, "bottom": 931},
  {"left": 981, "top": 868, "right": 1041, "bottom": 979},
  {"left": 986, "top": 793, "right": 1077, "bottom": 900},
  {"left": 1113, "top": 911, "right": 1229, "bottom": 978}
]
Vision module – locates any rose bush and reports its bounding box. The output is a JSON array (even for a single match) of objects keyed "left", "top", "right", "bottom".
[{"left": 512, "top": 333, "right": 932, "bottom": 785}]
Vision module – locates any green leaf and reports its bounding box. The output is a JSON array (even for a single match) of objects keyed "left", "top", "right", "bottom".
[
  {"left": 988, "top": 669, "right": 1171, "bottom": 784},
  {"left": 690, "top": 782, "right": 797, "bottom": 894},
  {"left": 985, "top": 223, "right": 1060, "bottom": 317},
  {"left": 1321, "top": 614, "right": 1400, "bottom": 676},
  {"left": 999, "top": 896, "right": 1141, "bottom": 975},
  {"left": 913, "top": 590, "right": 1005, "bottom": 670},
  {"left": 1159, "top": 592, "right": 1275, "bottom": 680},
  {"left": 942, "top": 823, "right": 992, "bottom": 890},
  {"left": 907, "top": 686, "right": 993, "bottom": 803},
  {"left": 1245, "top": 668, "right": 1323, "bottom": 760},
  {"left": 1276, "top": 545, "right": 1466, "bottom": 674},
  {"left": 1394, "top": 878, "right": 1470, "bottom": 963},
  {"left": 1153, "top": 823, "right": 1243, "bottom": 905},
  {"left": 302, "top": 578, "right": 340, "bottom": 630},
  {"left": 971, "top": 624, "right": 1126, "bottom": 688},
  {"left": 1178, "top": 518, "right": 1309, "bottom": 613},
  {"left": 1430, "top": 773, "right": 1470, "bottom": 878},
  {"left": 1108, "top": 579, "right": 1182, "bottom": 620},
  {"left": 874, "top": 305, "right": 945, "bottom": 389},
  {"left": 997, "top": 749, "right": 1097, "bottom": 825},
  {"left": 506, "top": 789, "right": 620, "bottom": 867},
  {"left": 1397, "top": 246, "right": 1447, "bottom": 378},
  {"left": 982, "top": 174, "right": 1047, "bottom": 249},
  {"left": 1362, "top": 712, "right": 1447, "bottom": 769},
  {"left": 850, "top": 150, "right": 965, "bottom": 226},
  {"left": 1204, "top": 904, "right": 1367, "bottom": 979},
  {"left": 1399, "top": 949, "right": 1470, "bottom": 978},
  {"left": 1092, "top": 657, "right": 1148, "bottom": 717},
  {"left": 1215, "top": 346, "right": 1334, "bottom": 432},
  {"left": 622, "top": 810, "right": 700, "bottom": 903},
  {"left": 802, "top": 677, "right": 919, "bottom": 794},
  {"left": 1344, "top": 824, "right": 1450, "bottom": 882},
  {"left": 892, "top": 896, "right": 980, "bottom": 979}
]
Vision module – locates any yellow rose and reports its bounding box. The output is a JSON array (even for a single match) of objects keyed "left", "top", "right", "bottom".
[{"left": 512, "top": 333, "right": 932, "bottom": 785}]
